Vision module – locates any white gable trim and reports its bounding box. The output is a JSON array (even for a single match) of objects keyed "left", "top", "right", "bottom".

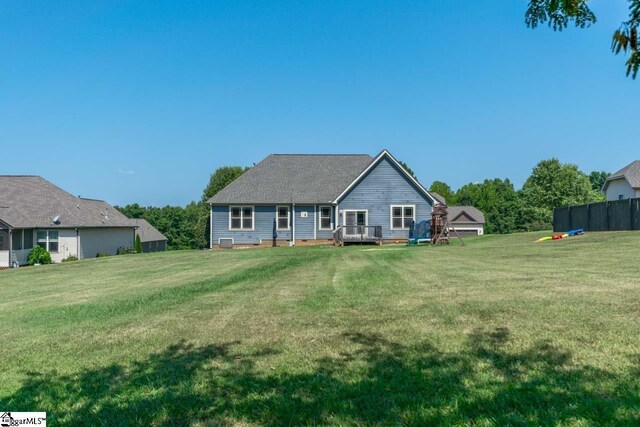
[{"left": 332, "top": 150, "right": 438, "bottom": 204}]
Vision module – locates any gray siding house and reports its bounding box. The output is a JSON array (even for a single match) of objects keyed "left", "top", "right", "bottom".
[
  {"left": 0, "top": 176, "right": 135, "bottom": 267},
  {"left": 207, "top": 150, "right": 438, "bottom": 247},
  {"left": 603, "top": 161, "right": 640, "bottom": 201}
]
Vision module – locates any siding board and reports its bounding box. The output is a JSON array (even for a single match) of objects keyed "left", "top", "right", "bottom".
[{"left": 338, "top": 157, "right": 433, "bottom": 239}]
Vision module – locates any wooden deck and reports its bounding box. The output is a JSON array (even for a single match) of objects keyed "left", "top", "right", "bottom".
[{"left": 333, "top": 226, "right": 383, "bottom": 246}]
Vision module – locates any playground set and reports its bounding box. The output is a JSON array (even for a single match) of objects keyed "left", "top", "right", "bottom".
[{"left": 407, "top": 203, "right": 465, "bottom": 246}]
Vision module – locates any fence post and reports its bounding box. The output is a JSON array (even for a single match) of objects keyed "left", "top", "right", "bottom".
[
  {"left": 631, "top": 198, "right": 634, "bottom": 230},
  {"left": 586, "top": 203, "right": 590, "bottom": 231},
  {"left": 567, "top": 206, "right": 572, "bottom": 230},
  {"left": 606, "top": 201, "right": 610, "bottom": 231}
]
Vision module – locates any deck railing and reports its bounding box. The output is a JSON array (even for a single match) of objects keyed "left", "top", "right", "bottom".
[{"left": 333, "top": 225, "right": 383, "bottom": 246}]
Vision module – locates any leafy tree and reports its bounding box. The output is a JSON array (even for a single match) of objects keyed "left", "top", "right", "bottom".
[
  {"left": 455, "top": 178, "right": 521, "bottom": 234},
  {"left": 525, "top": 0, "right": 640, "bottom": 78},
  {"left": 588, "top": 170, "right": 610, "bottom": 192},
  {"left": 116, "top": 203, "right": 145, "bottom": 219},
  {"left": 200, "top": 165, "right": 249, "bottom": 247},
  {"left": 398, "top": 161, "right": 416, "bottom": 179},
  {"left": 429, "top": 181, "right": 457, "bottom": 205},
  {"left": 202, "top": 166, "right": 249, "bottom": 203},
  {"left": 520, "top": 158, "right": 600, "bottom": 223},
  {"left": 135, "top": 234, "right": 143, "bottom": 253}
]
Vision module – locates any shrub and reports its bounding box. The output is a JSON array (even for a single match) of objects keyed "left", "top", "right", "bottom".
[
  {"left": 117, "top": 247, "right": 137, "bottom": 255},
  {"left": 135, "top": 235, "right": 143, "bottom": 253},
  {"left": 96, "top": 253, "right": 111, "bottom": 258},
  {"left": 62, "top": 255, "right": 78, "bottom": 262},
  {"left": 27, "top": 246, "right": 52, "bottom": 265}
]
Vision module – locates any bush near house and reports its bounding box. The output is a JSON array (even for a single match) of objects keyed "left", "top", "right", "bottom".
[{"left": 26, "top": 246, "right": 52, "bottom": 265}]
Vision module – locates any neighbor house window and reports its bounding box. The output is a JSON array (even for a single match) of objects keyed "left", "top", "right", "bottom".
[
  {"left": 390, "top": 205, "right": 415, "bottom": 230},
  {"left": 619, "top": 194, "right": 625, "bottom": 200},
  {"left": 0, "top": 233, "right": 5, "bottom": 251},
  {"left": 319, "top": 206, "right": 332, "bottom": 230},
  {"left": 277, "top": 206, "right": 290, "bottom": 230},
  {"left": 37, "top": 230, "right": 59, "bottom": 252},
  {"left": 229, "top": 206, "right": 254, "bottom": 230}
]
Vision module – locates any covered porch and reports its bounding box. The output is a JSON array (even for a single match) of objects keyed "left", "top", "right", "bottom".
[
  {"left": 0, "top": 223, "right": 9, "bottom": 268},
  {"left": 0, "top": 226, "right": 34, "bottom": 268}
]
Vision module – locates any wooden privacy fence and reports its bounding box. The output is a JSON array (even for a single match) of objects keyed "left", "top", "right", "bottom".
[{"left": 553, "top": 198, "right": 640, "bottom": 232}]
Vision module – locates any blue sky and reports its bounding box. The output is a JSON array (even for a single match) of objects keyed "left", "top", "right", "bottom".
[{"left": 1, "top": 1, "right": 637, "bottom": 206}]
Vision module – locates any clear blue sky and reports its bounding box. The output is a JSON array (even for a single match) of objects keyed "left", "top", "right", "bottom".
[{"left": 1, "top": 1, "right": 637, "bottom": 206}]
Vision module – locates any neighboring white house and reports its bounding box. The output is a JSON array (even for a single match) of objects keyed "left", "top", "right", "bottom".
[
  {"left": 603, "top": 161, "right": 640, "bottom": 201},
  {"left": 0, "top": 176, "right": 135, "bottom": 267}
]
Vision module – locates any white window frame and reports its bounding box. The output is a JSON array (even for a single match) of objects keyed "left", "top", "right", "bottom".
[
  {"left": 228, "top": 206, "right": 255, "bottom": 231},
  {"left": 36, "top": 230, "right": 59, "bottom": 253},
  {"left": 276, "top": 205, "right": 291, "bottom": 231},
  {"left": 390, "top": 205, "right": 416, "bottom": 230},
  {"left": 318, "top": 205, "right": 332, "bottom": 230}
]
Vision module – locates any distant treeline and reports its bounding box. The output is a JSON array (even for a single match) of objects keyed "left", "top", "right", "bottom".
[
  {"left": 429, "top": 159, "right": 608, "bottom": 234},
  {"left": 116, "top": 159, "right": 608, "bottom": 249}
]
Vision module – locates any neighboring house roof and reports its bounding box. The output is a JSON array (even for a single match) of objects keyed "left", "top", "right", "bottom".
[
  {"left": 130, "top": 218, "right": 167, "bottom": 242},
  {"left": 448, "top": 206, "right": 485, "bottom": 224},
  {"left": 603, "top": 160, "right": 640, "bottom": 191},
  {"left": 208, "top": 154, "right": 374, "bottom": 204},
  {"left": 208, "top": 150, "right": 437, "bottom": 205},
  {"left": 429, "top": 192, "right": 447, "bottom": 205},
  {"left": 0, "top": 175, "right": 134, "bottom": 229}
]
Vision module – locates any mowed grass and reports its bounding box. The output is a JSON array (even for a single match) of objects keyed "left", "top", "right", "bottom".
[{"left": 1, "top": 232, "right": 639, "bottom": 426}]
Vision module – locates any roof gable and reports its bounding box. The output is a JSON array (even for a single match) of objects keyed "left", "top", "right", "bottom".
[
  {"left": 208, "top": 154, "right": 373, "bottom": 204},
  {"left": 334, "top": 150, "right": 437, "bottom": 204},
  {"left": 448, "top": 206, "right": 485, "bottom": 224},
  {"left": 603, "top": 160, "right": 640, "bottom": 191}
]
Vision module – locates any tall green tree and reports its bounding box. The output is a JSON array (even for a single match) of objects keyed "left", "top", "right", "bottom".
[
  {"left": 525, "top": 0, "right": 640, "bottom": 78},
  {"left": 202, "top": 166, "right": 249, "bottom": 203},
  {"left": 429, "top": 181, "right": 457, "bottom": 205},
  {"left": 588, "top": 170, "right": 610, "bottom": 192},
  {"left": 456, "top": 178, "right": 521, "bottom": 234},
  {"left": 520, "top": 158, "right": 600, "bottom": 223},
  {"left": 398, "top": 161, "right": 416, "bottom": 179},
  {"left": 200, "top": 165, "right": 250, "bottom": 247}
]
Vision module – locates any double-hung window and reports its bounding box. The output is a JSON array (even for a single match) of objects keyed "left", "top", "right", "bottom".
[
  {"left": 319, "top": 206, "right": 332, "bottom": 230},
  {"left": 229, "top": 206, "right": 254, "bottom": 230},
  {"left": 390, "top": 205, "right": 415, "bottom": 230},
  {"left": 276, "top": 206, "right": 290, "bottom": 230},
  {"left": 36, "top": 230, "right": 59, "bottom": 252}
]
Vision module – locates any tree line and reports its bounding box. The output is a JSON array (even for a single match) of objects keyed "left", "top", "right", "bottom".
[
  {"left": 115, "top": 166, "right": 248, "bottom": 250},
  {"left": 429, "top": 159, "right": 608, "bottom": 234},
  {"left": 116, "top": 158, "right": 609, "bottom": 249}
]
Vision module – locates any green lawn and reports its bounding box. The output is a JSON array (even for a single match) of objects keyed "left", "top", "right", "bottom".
[{"left": 1, "top": 232, "right": 639, "bottom": 425}]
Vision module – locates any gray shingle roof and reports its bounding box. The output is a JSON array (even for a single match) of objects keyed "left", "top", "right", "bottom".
[
  {"left": 429, "top": 192, "right": 447, "bottom": 205},
  {"left": 604, "top": 160, "right": 640, "bottom": 190},
  {"left": 207, "top": 154, "right": 374, "bottom": 204},
  {"left": 448, "top": 206, "right": 485, "bottom": 224},
  {"left": 0, "top": 176, "right": 134, "bottom": 229},
  {"left": 131, "top": 218, "right": 167, "bottom": 243}
]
